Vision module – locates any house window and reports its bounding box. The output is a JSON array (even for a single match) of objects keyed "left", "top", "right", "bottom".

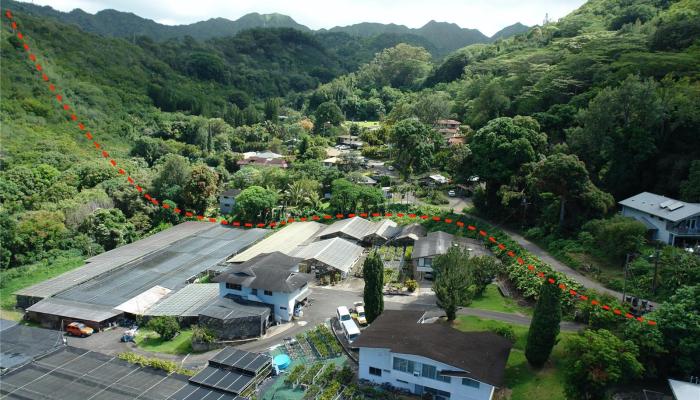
[
  {"left": 251, "top": 289, "right": 258, "bottom": 295},
  {"left": 421, "top": 364, "right": 451, "bottom": 383},
  {"left": 437, "top": 373, "right": 451, "bottom": 383},
  {"left": 422, "top": 364, "right": 437, "bottom": 379},
  {"left": 392, "top": 357, "right": 415, "bottom": 373},
  {"left": 226, "top": 283, "right": 242, "bottom": 291},
  {"left": 417, "top": 386, "right": 450, "bottom": 400},
  {"left": 264, "top": 290, "right": 273, "bottom": 296},
  {"left": 369, "top": 367, "right": 382, "bottom": 376},
  {"left": 462, "top": 378, "right": 480, "bottom": 388}
]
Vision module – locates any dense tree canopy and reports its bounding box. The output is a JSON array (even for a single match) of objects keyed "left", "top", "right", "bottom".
[
  {"left": 233, "top": 186, "right": 279, "bottom": 222},
  {"left": 469, "top": 116, "right": 547, "bottom": 208},
  {"left": 432, "top": 247, "right": 475, "bottom": 321},
  {"left": 564, "top": 329, "right": 643, "bottom": 400},
  {"left": 391, "top": 119, "right": 440, "bottom": 178}
]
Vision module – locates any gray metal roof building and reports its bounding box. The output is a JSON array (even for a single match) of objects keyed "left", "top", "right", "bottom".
[
  {"left": 290, "top": 237, "right": 364, "bottom": 273},
  {"left": 412, "top": 231, "right": 489, "bottom": 260},
  {"left": 15, "top": 222, "right": 214, "bottom": 303},
  {"left": 412, "top": 231, "right": 456, "bottom": 259},
  {"left": 316, "top": 216, "right": 397, "bottom": 242},
  {"left": 0, "top": 346, "right": 243, "bottom": 400},
  {"left": 0, "top": 320, "right": 64, "bottom": 372},
  {"left": 229, "top": 222, "right": 325, "bottom": 263},
  {"left": 619, "top": 192, "right": 700, "bottom": 222},
  {"left": 19, "top": 224, "right": 267, "bottom": 326},
  {"left": 145, "top": 284, "right": 220, "bottom": 317}
]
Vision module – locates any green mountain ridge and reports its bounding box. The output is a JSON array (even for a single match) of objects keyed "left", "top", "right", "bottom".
[{"left": 5, "top": 0, "right": 528, "bottom": 56}]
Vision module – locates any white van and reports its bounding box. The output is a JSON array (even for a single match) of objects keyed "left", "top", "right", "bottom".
[
  {"left": 341, "top": 319, "right": 361, "bottom": 344},
  {"left": 336, "top": 306, "right": 351, "bottom": 322}
]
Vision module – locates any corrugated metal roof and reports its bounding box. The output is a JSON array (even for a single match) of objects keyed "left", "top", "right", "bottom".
[
  {"left": 15, "top": 222, "right": 216, "bottom": 299},
  {"left": 228, "top": 222, "right": 325, "bottom": 263},
  {"left": 199, "top": 297, "right": 270, "bottom": 320},
  {"left": 146, "top": 284, "right": 220, "bottom": 317},
  {"left": 619, "top": 192, "right": 700, "bottom": 222},
  {"left": 0, "top": 322, "right": 63, "bottom": 371},
  {"left": 51, "top": 227, "right": 266, "bottom": 309},
  {"left": 317, "top": 217, "right": 377, "bottom": 241},
  {"left": 412, "top": 231, "right": 454, "bottom": 259},
  {"left": 290, "top": 237, "right": 364, "bottom": 272},
  {"left": 27, "top": 297, "right": 121, "bottom": 322}
]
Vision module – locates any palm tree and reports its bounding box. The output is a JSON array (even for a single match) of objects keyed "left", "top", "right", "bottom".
[{"left": 284, "top": 180, "right": 321, "bottom": 214}]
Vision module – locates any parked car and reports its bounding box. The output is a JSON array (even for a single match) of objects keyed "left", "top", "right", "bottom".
[
  {"left": 336, "top": 306, "right": 351, "bottom": 322},
  {"left": 355, "top": 306, "right": 367, "bottom": 326},
  {"left": 448, "top": 190, "right": 456, "bottom": 197},
  {"left": 341, "top": 319, "right": 361, "bottom": 344},
  {"left": 66, "top": 322, "right": 94, "bottom": 337}
]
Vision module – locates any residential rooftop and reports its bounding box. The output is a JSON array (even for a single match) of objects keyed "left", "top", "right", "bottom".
[
  {"left": 352, "top": 310, "right": 512, "bottom": 387},
  {"left": 214, "top": 252, "right": 313, "bottom": 293},
  {"left": 619, "top": 192, "right": 700, "bottom": 222}
]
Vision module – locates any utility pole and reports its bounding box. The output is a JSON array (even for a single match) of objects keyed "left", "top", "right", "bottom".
[
  {"left": 622, "top": 253, "right": 631, "bottom": 303},
  {"left": 651, "top": 243, "right": 661, "bottom": 294}
]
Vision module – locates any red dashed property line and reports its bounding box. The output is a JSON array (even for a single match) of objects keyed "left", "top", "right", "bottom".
[
  {"left": 4, "top": 9, "right": 655, "bottom": 326},
  {"left": 4, "top": 10, "right": 207, "bottom": 223}
]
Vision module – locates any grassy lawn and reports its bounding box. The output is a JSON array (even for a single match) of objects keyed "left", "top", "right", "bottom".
[
  {"left": 135, "top": 329, "right": 195, "bottom": 355},
  {"left": 343, "top": 121, "right": 380, "bottom": 128},
  {"left": 469, "top": 284, "right": 533, "bottom": 315},
  {"left": 0, "top": 256, "right": 84, "bottom": 317},
  {"left": 455, "top": 315, "right": 572, "bottom": 400}
]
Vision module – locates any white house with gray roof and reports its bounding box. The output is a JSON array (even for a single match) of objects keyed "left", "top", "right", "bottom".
[
  {"left": 215, "top": 252, "right": 313, "bottom": 322},
  {"left": 619, "top": 192, "right": 700, "bottom": 246}
]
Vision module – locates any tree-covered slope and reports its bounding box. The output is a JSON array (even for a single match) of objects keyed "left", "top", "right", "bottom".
[
  {"left": 6, "top": 0, "right": 527, "bottom": 58},
  {"left": 427, "top": 0, "right": 700, "bottom": 199}
]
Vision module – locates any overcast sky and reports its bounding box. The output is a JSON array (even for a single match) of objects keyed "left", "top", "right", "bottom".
[{"left": 26, "top": 0, "right": 586, "bottom": 36}]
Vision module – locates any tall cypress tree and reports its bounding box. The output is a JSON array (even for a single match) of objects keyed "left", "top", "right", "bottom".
[
  {"left": 363, "top": 251, "right": 384, "bottom": 323},
  {"left": 525, "top": 279, "right": 562, "bottom": 367}
]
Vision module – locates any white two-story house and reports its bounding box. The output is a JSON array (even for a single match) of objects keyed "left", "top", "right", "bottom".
[
  {"left": 354, "top": 310, "right": 512, "bottom": 400},
  {"left": 214, "top": 252, "right": 312, "bottom": 322},
  {"left": 619, "top": 192, "right": 700, "bottom": 246}
]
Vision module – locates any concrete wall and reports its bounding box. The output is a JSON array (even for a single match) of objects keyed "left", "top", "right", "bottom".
[
  {"left": 358, "top": 347, "right": 495, "bottom": 400},
  {"left": 199, "top": 313, "right": 267, "bottom": 340},
  {"left": 219, "top": 283, "right": 310, "bottom": 322}
]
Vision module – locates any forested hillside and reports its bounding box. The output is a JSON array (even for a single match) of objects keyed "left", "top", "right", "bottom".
[
  {"left": 1, "top": 0, "right": 699, "bottom": 298},
  {"left": 4, "top": 0, "right": 527, "bottom": 58}
]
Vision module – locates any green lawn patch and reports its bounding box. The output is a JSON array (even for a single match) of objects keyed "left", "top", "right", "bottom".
[
  {"left": 455, "top": 315, "right": 572, "bottom": 400},
  {"left": 343, "top": 121, "right": 380, "bottom": 128},
  {"left": 0, "top": 255, "right": 84, "bottom": 314},
  {"left": 135, "top": 329, "right": 195, "bottom": 355},
  {"left": 469, "top": 284, "right": 533, "bottom": 316}
]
